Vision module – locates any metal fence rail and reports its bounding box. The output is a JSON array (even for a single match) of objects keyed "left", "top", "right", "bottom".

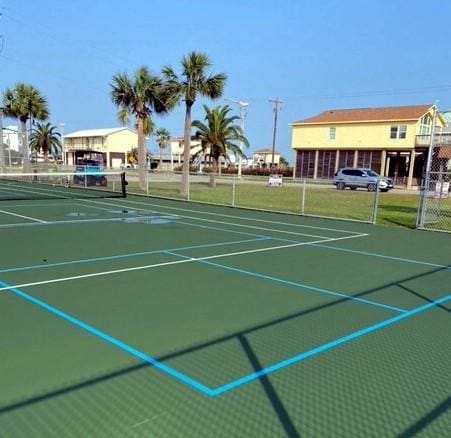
[{"left": 126, "top": 172, "right": 380, "bottom": 224}]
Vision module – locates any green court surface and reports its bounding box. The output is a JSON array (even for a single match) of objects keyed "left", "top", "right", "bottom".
[{"left": 0, "top": 194, "right": 450, "bottom": 437}]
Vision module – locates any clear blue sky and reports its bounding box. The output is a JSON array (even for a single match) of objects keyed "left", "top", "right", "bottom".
[{"left": 2, "top": 0, "right": 451, "bottom": 162}]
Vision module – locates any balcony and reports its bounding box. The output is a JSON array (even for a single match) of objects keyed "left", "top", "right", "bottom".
[{"left": 416, "top": 133, "right": 451, "bottom": 147}]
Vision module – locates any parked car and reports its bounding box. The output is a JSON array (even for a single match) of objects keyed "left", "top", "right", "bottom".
[
  {"left": 333, "top": 168, "right": 393, "bottom": 192},
  {"left": 73, "top": 159, "right": 107, "bottom": 187}
]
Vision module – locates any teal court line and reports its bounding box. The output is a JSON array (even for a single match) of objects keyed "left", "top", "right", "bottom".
[
  {"left": 164, "top": 251, "right": 407, "bottom": 313},
  {"left": 310, "top": 243, "right": 451, "bottom": 270},
  {"left": 86, "top": 198, "right": 450, "bottom": 270},
  {"left": 1, "top": 276, "right": 448, "bottom": 397},
  {"left": 0, "top": 237, "right": 270, "bottom": 274}
]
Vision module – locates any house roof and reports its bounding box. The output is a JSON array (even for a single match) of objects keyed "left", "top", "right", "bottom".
[
  {"left": 64, "top": 127, "right": 136, "bottom": 138},
  {"left": 292, "top": 104, "right": 434, "bottom": 125},
  {"left": 253, "top": 148, "right": 280, "bottom": 154}
]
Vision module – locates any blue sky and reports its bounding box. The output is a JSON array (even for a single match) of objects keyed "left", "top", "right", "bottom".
[{"left": 1, "top": 0, "right": 451, "bottom": 162}]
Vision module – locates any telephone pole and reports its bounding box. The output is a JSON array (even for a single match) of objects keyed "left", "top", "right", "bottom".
[{"left": 269, "top": 97, "right": 283, "bottom": 169}]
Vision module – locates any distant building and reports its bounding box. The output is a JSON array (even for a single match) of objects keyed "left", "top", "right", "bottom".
[
  {"left": 251, "top": 149, "right": 281, "bottom": 168},
  {"left": 1, "top": 125, "right": 19, "bottom": 151},
  {"left": 64, "top": 127, "right": 138, "bottom": 168},
  {"left": 291, "top": 104, "right": 447, "bottom": 189}
]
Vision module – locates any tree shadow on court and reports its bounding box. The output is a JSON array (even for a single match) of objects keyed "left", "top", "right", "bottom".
[
  {"left": 398, "top": 396, "right": 451, "bottom": 438},
  {"left": 238, "top": 334, "right": 301, "bottom": 437},
  {"left": 396, "top": 283, "right": 450, "bottom": 313},
  {"left": 1, "top": 264, "right": 449, "bottom": 435}
]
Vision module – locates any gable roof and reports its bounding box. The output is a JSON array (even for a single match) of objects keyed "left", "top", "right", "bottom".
[
  {"left": 64, "top": 127, "right": 136, "bottom": 138},
  {"left": 292, "top": 104, "right": 433, "bottom": 125}
]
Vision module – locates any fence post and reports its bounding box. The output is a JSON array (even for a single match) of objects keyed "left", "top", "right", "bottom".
[
  {"left": 371, "top": 179, "right": 380, "bottom": 224},
  {"left": 187, "top": 171, "right": 190, "bottom": 201},
  {"left": 232, "top": 175, "right": 236, "bottom": 207},
  {"left": 301, "top": 179, "right": 306, "bottom": 215}
]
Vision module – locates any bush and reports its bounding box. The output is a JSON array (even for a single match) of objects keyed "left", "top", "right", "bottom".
[{"left": 173, "top": 164, "right": 294, "bottom": 177}]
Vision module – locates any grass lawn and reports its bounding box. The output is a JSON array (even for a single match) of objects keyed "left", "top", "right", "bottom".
[{"left": 127, "top": 179, "right": 422, "bottom": 228}]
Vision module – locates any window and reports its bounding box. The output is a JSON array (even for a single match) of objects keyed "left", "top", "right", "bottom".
[
  {"left": 399, "top": 125, "right": 407, "bottom": 139},
  {"left": 390, "top": 125, "right": 407, "bottom": 139},
  {"left": 419, "top": 115, "right": 432, "bottom": 135},
  {"left": 329, "top": 127, "right": 336, "bottom": 140}
]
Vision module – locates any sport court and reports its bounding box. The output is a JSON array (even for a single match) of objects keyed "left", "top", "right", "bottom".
[{"left": 0, "top": 174, "right": 450, "bottom": 437}]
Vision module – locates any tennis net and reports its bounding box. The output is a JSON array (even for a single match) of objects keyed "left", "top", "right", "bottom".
[{"left": 0, "top": 171, "right": 127, "bottom": 201}]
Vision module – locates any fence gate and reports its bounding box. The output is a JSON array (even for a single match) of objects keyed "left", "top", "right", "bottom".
[{"left": 417, "top": 141, "right": 451, "bottom": 232}]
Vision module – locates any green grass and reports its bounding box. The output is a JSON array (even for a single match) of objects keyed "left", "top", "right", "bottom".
[{"left": 127, "top": 179, "right": 423, "bottom": 228}]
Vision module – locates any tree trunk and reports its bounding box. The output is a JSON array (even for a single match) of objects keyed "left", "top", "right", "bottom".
[
  {"left": 44, "top": 147, "right": 49, "bottom": 164},
  {"left": 21, "top": 120, "right": 30, "bottom": 173},
  {"left": 159, "top": 147, "right": 163, "bottom": 171},
  {"left": 137, "top": 117, "right": 146, "bottom": 190},
  {"left": 180, "top": 102, "right": 192, "bottom": 197},
  {"left": 209, "top": 157, "right": 218, "bottom": 188}
]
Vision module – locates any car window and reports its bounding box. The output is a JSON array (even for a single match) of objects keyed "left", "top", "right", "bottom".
[
  {"left": 342, "top": 169, "right": 352, "bottom": 176},
  {"left": 366, "top": 170, "right": 379, "bottom": 177}
]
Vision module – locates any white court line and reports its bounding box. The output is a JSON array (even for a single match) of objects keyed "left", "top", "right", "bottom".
[
  {"left": 84, "top": 199, "right": 366, "bottom": 240},
  {"left": 107, "top": 196, "right": 365, "bottom": 235},
  {"left": 0, "top": 209, "right": 47, "bottom": 223},
  {"left": 0, "top": 234, "right": 363, "bottom": 292}
]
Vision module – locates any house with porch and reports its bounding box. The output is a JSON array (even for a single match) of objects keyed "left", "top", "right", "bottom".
[
  {"left": 64, "top": 127, "right": 138, "bottom": 169},
  {"left": 291, "top": 104, "right": 447, "bottom": 189}
]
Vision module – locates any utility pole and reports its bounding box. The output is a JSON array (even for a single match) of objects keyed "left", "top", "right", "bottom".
[
  {"left": 225, "top": 98, "right": 248, "bottom": 177},
  {"left": 269, "top": 97, "right": 283, "bottom": 169}
]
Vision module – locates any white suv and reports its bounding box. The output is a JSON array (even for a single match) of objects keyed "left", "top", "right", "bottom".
[{"left": 333, "top": 168, "right": 393, "bottom": 192}]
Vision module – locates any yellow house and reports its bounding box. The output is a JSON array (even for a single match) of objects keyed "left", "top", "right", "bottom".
[
  {"left": 291, "top": 104, "right": 446, "bottom": 188},
  {"left": 64, "top": 128, "right": 138, "bottom": 168}
]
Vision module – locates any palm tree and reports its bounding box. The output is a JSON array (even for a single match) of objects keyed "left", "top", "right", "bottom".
[
  {"left": 163, "top": 52, "right": 227, "bottom": 196},
  {"left": 29, "top": 122, "right": 61, "bottom": 163},
  {"left": 192, "top": 105, "right": 248, "bottom": 187},
  {"left": 110, "top": 66, "right": 170, "bottom": 189},
  {"left": 155, "top": 127, "right": 170, "bottom": 170},
  {"left": 2, "top": 83, "right": 49, "bottom": 172}
]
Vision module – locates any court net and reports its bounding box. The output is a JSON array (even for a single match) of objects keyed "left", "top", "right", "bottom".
[{"left": 0, "top": 171, "right": 127, "bottom": 201}]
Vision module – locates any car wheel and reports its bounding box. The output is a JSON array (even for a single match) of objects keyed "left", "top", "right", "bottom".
[
  {"left": 337, "top": 182, "right": 346, "bottom": 190},
  {"left": 367, "top": 183, "right": 377, "bottom": 192},
  {"left": 350, "top": 186, "right": 357, "bottom": 190},
  {"left": 100, "top": 176, "right": 107, "bottom": 187}
]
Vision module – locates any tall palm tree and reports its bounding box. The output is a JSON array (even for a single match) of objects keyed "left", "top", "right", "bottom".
[
  {"left": 163, "top": 52, "right": 227, "bottom": 196},
  {"left": 29, "top": 122, "right": 61, "bottom": 163},
  {"left": 2, "top": 83, "right": 49, "bottom": 172},
  {"left": 110, "top": 66, "right": 170, "bottom": 189},
  {"left": 192, "top": 105, "right": 248, "bottom": 187},
  {"left": 155, "top": 127, "right": 170, "bottom": 170}
]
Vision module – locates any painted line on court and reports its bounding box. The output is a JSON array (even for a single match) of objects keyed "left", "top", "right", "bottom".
[
  {"left": 0, "top": 234, "right": 362, "bottom": 293},
  {"left": 310, "top": 243, "right": 451, "bottom": 270},
  {"left": 85, "top": 198, "right": 366, "bottom": 240},
  {"left": 165, "top": 251, "right": 407, "bottom": 313},
  {"left": 0, "top": 237, "right": 270, "bottom": 274},
  {"left": 209, "top": 295, "right": 451, "bottom": 396},
  {"left": 0, "top": 209, "right": 47, "bottom": 223},
  {"left": 101, "top": 196, "right": 366, "bottom": 235},
  {"left": 2, "top": 275, "right": 448, "bottom": 398},
  {"left": 0, "top": 279, "right": 214, "bottom": 396},
  {"left": 85, "top": 200, "right": 449, "bottom": 271}
]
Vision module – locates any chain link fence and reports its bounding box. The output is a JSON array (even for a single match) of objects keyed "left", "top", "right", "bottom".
[
  {"left": 417, "top": 141, "right": 451, "bottom": 232},
  {"left": 126, "top": 172, "right": 380, "bottom": 224}
]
